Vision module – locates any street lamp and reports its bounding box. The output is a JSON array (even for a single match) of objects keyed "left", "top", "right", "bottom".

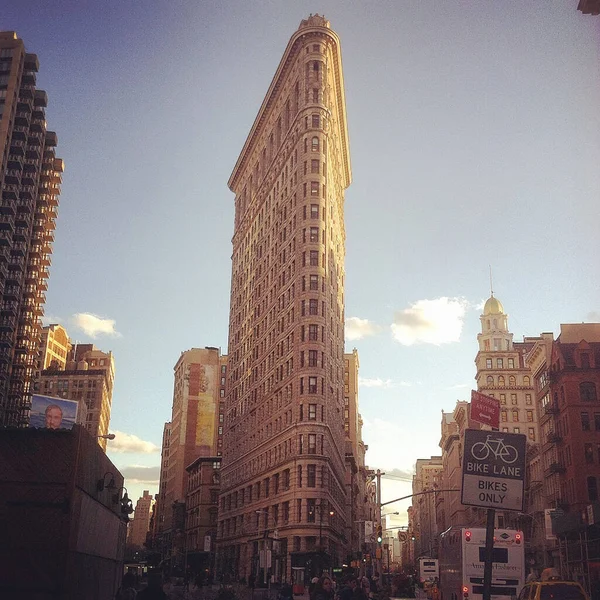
[
  {"left": 97, "top": 433, "right": 116, "bottom": 440},
  {"left": 309, "top": 503, "right": 335, "bottom": 549},
  {"left": 381, "top": 511, "right": 399, "bottom": 519}
]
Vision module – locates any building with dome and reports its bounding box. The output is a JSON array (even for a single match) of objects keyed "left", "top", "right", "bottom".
[{"left": 475, "top": 294, "right": 539, "bottom": 446}]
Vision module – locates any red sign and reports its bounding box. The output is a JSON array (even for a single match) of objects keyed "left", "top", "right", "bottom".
[{"left": 470, "top": 390, "right": 500, "bottom": 429}]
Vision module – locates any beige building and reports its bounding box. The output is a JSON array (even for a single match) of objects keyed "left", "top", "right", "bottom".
[
  {"left": 33, "top": 338, "right": 115, "bottom": 450},
  {"left": 411, "top": 457, "right": 442, "bottom": 559},
  {"left": 218, "top": 14, "right": 352, "bottom": 582},
  {"left": 156, "top": 347, "right": 226, "bottom": 568},
  {"left": 36, "top": 324, "right": 70, "bottom": 370},
  {"left": 129, "top": 490, "right": 155, "bottom": 548},
  {"left": 475, "top": 295, "right": 538, "bottom": 442},
  {"left": 0, "top": 32, "right": 63, "bottom": 427}
]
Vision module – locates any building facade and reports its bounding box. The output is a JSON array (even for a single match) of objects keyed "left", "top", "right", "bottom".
[
  {"left": 129, "top": 490, "right": 155, "bottom": 548},
  {"left": 33, "top": 340, "right": 115, "bottom": 450},
  {"left": 475, "top": 295, "right": 538, "bottom": 443},
  {"left": 185, "top": 456, "right": 222, "bottom": 576},
  {"left": 411, "top": 457, "right": 442, "bottom": 559},
  {"left": 0, "top": 32, "right": 63, "bottom": 427},
  {"left": 218, "top": 14, "right": 352, "bottom": 582},
  {"left": 343, "top": 349, "right": 372, "bottom": 564},
  {"left": 155, "top": 347, "right": 226, "bottom": 569},
  {"left": 36, "top": 323, "right": 70, "bottom": 370}
]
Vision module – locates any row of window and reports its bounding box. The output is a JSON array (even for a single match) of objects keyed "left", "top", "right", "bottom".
[
  {"left": 485, "top": 357, "right": 517, "bottom": 369},
  {"left": 499, "top": 426, "right": 536, "bottom": 441},
  {"left": 485, "top": 375, "right": 530, "bottom": 387},
  {"left": 500, "top": 409, "right": 535, "bottom": 423},
  {"left": 491, "top": 392, "right": 533, "bottom": 406}
]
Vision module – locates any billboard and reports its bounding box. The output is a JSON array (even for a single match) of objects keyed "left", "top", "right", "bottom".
[{"left": 29, "top": 394, "right": 80, "bottom": 430}]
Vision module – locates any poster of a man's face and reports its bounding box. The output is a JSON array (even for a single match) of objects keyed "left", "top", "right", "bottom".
[
  {"left": 29, "top": 395, "right": 79, "bottom": 430},
  {"left": 45, "top": 404, "right": 63, "bottom": 429}
]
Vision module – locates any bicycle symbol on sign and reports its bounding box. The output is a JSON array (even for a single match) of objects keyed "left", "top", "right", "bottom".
[{"left": 470, "top": 435, "right": 519, "bottom": 464}]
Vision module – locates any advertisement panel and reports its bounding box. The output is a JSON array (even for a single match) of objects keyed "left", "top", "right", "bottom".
[{"left": 29, "top": 394, "right": 80, "bottom": 430}]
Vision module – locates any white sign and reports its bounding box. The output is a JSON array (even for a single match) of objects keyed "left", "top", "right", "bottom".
[
  {"left": 461, "top": 429, "right": 526, "bottom": 512},
  {"left": 544, "top": 509, "right": 556, "bottom": 540}
]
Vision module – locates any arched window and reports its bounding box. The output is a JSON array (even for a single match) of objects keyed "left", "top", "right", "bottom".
[
  {"left": 512, "top": 409, "right": 519, "bottom": 422},
  {"left": 311, "top": 136, "right": 320, "bottom": 152},
  {"left": 509, "top": 376, "right": 516, "bottom": 386},
  {"left": 524, "top": 376, "right": 530, "bottom": 386},
  {"left": 487, "top": 375, "right": 494, "bottom": 386},
  {"left": 498, "top": 376, "right": 505, "bottom": 387},
  {"left": 581, "top": 382, "right": 598, "bottom": 402}
]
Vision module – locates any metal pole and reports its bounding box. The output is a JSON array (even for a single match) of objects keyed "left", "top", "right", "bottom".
[
  {"left": 376, "top": 470, "right": 383, "bottom": 577},
  {"left": 483, "top": 508, "right": 495, "bottom": 600},
  {"left": 319, "top": 506, "right": 323, "bottom": 548}
]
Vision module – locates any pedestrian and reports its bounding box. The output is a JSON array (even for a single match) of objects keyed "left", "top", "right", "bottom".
[
  {"left": 339, "top": 578, "right": 358, "bottom": 600},
  {"left": 137, "top": 571, "right": 167, "bottom": 600},
  {"left": 313, "top": 576, "right": 335, "bottom": 600},
  {"left": 309, "top": 576, "right": 320, "bottom": 600},
  {"left": 116, "top": 572, "right": 137, "bottom": 600}
]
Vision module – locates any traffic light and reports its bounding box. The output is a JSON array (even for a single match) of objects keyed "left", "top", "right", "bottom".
[{"left": 377, "top": 524, "right": 383, "bottom": 543}]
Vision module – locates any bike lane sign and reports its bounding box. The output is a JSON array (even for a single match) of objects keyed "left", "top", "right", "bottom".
[{"left": 461, "top": 428, "right": 527, "bottom": 512}]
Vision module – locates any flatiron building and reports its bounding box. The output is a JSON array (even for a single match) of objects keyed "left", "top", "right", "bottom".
[{"left": 218, "top": 15, "right": 352, "bottom": 581}]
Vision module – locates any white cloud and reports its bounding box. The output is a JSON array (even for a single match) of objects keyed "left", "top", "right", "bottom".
[
  {"left": 391, "top": 297, "right": 469, "bottom": 346},
  {"left": 108, "top": 431, "right": 160, "bottom": 454},
  {"left": 345, "top": 317, "right": 381, "bottom": 341},
  {"left": 72, "top": 313, "right": 121, "bottom": 338},
  {"left": 119, "top": 465, "right": 160, "bottom": 484}
]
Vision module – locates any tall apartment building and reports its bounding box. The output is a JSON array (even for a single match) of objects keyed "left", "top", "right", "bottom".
[
  {"left": 33, "top": 338, "right": 115, "bottom": 449},
  {"left": 0, "top": 32, "right": 63, "bottom": 426},
  {"left": 129, "top": 490, "right": 155, "bottom": 548},
  {"left": 218, "top": 14, "right": 352, "bottom": 582},
  {"left": 155, "top": 347, "right": 226, "bottom": 568},
  {"left": 475, "top": 295, "right": 538, "bottom": 441}
]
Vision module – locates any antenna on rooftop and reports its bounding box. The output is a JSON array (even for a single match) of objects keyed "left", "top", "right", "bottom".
[{"left": 489, "top": 265, "right": 494, "bottom": 297}]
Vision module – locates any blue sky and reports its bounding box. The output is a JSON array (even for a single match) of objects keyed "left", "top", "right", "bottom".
[{"left": 4, "top": 1, "right": 599, "bottom": 522}]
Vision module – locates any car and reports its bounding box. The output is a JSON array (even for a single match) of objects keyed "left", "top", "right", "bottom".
[{"left": 518, "top": 580, "right": 589, "bottom": 600}]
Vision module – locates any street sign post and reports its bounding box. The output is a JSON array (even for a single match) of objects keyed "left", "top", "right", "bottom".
[
  {"left": 470, "top": 390, "right": 500, "bottom": 429},
  {"left": 461, "top": 428, "right": 527, "bottom": 512},
  {"left": 462, "top": 428, "right": 527, "bottom": 600}
]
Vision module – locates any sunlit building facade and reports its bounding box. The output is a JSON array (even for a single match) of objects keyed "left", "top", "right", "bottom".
[
  {"left": 475, "top": 295, "right": 538, "bottom": 442},
  {"left": 129, "top": 490, "right": 155, "bottom": 548},
  {"left": 33, "top": 341, "right": 115, "bottom": 450},
  {"left": 156, "top": 347, "right": 226, "bottom": 568},
  {"left": 218, "top": 14, "right": 352, "bottom": 582},
  {"left": 0, "top": 32, "right": 63, "bottom": 426}
]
